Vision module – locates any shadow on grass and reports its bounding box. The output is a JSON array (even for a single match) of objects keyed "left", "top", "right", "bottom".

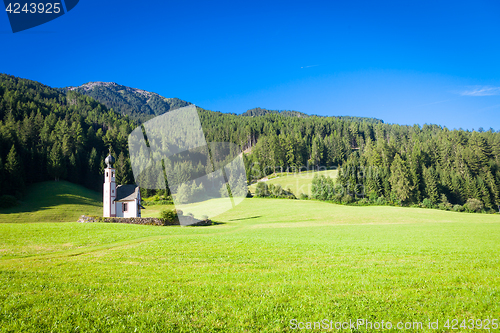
[
  {"left": 227, "top": 215, "right": 261, "bottom": 221},
  {"left": 0, "top": 181, "right": 101, "bottom": 215},
  {"left": 209, "top": 221, "right": 225, "bottom": 226},
  {"left": 182, "top": 220, "right": 226, "bottom": 227}
]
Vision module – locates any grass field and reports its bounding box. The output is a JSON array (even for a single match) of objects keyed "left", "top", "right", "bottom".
[
  {"left": 1, "top": 193, "right": 500, "bottom": 332},
  {"left": 0, "top": 181, "right": 102, "bottom": 223},
  {"left": 248, "top": 169, "right": 338, "bottom": 196}
]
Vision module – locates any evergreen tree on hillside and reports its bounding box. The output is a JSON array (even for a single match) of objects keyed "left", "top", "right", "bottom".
[
  {"left": 115, "top": 152, "right": 133, "bottom": 185},
  {"left": 5, "top": 145, "right": 23, "bottom": 194},
  {"left": 48, "top": 142, "right": 66, "bottom": 181},
  {"left": 310, "top": 136, "right": 324, "bottom": 170},
  {"left": 389, "top": 154, "right": 411, "bottom": 204}
]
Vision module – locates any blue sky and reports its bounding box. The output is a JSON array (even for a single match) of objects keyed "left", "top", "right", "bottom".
[{"left": 1, "top": 0, "right": 500, "bottom": 130}]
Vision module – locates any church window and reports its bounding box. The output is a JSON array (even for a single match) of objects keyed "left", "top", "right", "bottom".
[{"left": 123, "top": 203, "right": 128, "bottom": 212}]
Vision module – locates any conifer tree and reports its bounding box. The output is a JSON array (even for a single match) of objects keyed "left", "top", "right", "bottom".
[
  {"left": 5, "top": 144, "right": 23, "bottom": 193},
  {"left": 116, "top": 152, "right": 134, "bottom": 185},
  {"left": 48, "top": 142, "right": 65, "bottom": 181},
  {"left": 423, "top": 166, "right": 439, "bottom": 203},
  {"left": 389, "top": 154, "right": 411, "bottom": 204}
]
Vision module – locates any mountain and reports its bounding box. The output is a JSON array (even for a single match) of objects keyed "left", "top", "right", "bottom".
[
  {"left": 61, "top": 83, "right": 384, "bottom": 124},
  {"left": 60, "top": 82, "right": 191, "bottom": 121}
]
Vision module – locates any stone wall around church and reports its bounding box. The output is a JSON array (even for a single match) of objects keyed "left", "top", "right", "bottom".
[{"left": 77, "top": 215, "right": 212, "bottom": 226}]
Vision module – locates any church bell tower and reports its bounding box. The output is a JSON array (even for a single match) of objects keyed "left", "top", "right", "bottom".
[{"left": 103, "top": 151, "right": 116, "bottom": 217}]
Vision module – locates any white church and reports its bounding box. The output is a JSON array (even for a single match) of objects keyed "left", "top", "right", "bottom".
[{"left": 103, "top": 152, "right": 143, "bottom": 218}]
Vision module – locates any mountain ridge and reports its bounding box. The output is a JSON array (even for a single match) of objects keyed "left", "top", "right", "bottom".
[
  {"left": 62, "top": 82, "right": 384, "bottom": 124},
  {"left": 59, "top": 81, "right": 191, "bottom": 121}
]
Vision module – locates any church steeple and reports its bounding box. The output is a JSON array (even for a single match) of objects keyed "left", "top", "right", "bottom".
[{"left": 103, "top": 149, "right": 116, "bottom": 217}]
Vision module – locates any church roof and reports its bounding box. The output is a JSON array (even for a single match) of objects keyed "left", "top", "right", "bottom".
[{"left": 114, "top": 185, "right": 140, "bottom": 202}]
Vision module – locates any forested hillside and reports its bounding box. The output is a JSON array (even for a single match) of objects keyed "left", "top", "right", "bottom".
[
  {"left": 199, "top": 108, "right": 500, "bottom": 212},
  {"left": 0, "top": 74, "right": 135, "bottom": 199},
  {"left": 60, "top": 82, "right": 190, "bottom": 121},
  {"left": 2, "top": 74, "right": 500, "bottom": 212},
  {"left": 241, "top": 107, "right": 384, "bottom": 124},
  {"left": 241, "top": 107, "right": 309, "bottom": 118},
  {"left": 241, "top": 117, "right": 500, "bottom": 211}
]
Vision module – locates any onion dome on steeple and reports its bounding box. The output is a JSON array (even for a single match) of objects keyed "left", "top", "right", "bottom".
[{"left": 105, "top": 149, "right": 115, "bottom": 168}]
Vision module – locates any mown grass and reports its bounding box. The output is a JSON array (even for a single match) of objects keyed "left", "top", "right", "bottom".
[
  {"left": 248, "top": 169, "right": 337, "bottom": 196},
  {"left": 1, "top": 197, "right": 500, "bottom": 332}
]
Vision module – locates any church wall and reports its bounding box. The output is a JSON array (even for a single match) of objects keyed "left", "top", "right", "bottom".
[
  {"left": 122, "top": 199, "right": 138, "bottom": 218},
  {"left": 116, "top": 201, "right": 123, "bottom": 217}
]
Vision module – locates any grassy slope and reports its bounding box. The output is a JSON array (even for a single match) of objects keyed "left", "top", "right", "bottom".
[
  {"left": 248, "top": 169, "right": 338, "bottom": 196},
  {"left": 140, "top": 203, "right": 175, "bottom": 218},
  {"left": 0, "top": 181, "right": 102, "bottom": 223},
  {"left": 1, "top": 198, "right": 499, "bottom": 332}
]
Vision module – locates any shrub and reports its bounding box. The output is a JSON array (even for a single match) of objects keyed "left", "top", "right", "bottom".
[
  {"left": 255, "top": 182, "right": 268, "bottom": 197},
  {"left": 278, "top": 186, "right": 296, "bottom": 199},
  {"left": 160, "top": 209, "right": 178, "bottom": 223},
  {"left": 389, "top": 192, "right": 399, "bottom": 205},
  {"left": 376, "top": 196, "right": 386, "bottom": 205},
  {"left": 421, "top": 198, "right": 434, "bottom": 209},
  {"left": 358, "top": 198, "right": 370, "bottom": 205},
  {"left": 464, "top": 198, "right": 483, "bottom": 213},
  {"left": 142, "top": 199, "right": 174, "bottom": 206},
  {"left": 0, "top": 195, "right": 18, "bottom": 209},
  {"left": 255, "top": 182, "right": 295, "bottom": 199},
  {"left": 341, "top": 194, "right": 354, "bottom": 204},
  {"left": 438, "top": 202, "right": 452, "bottom": 211},
  {"left": 299, "top": 193, "right": 309, "bottom": 200},
  {"left": 333, "top": 193, "right": 343, "bottom": 203},
  {"left": 270, "top": 184, "right": 283, "bottom": 197},
  {"left": 438, "top": 194, "right": 453, "bottom": 210},
  {"left": 368, "top": 191, "right": 378, "bottom": 203},
  {"left": 311, "top": 175, "right": 335, "bottom": 200},
  {"left": 452, "top": 204, "right": 464, "bottom": 212}
]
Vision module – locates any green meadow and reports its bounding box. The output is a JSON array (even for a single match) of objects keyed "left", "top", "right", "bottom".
[
  {"left": 1, "top": 183, "right": 500, "bottom": 332},
  {"left": 0, "top": 181, "right": 102, "bottom": 223},
  {"left": 248, "top": 169, "right": 338, "bottom": 196}
]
